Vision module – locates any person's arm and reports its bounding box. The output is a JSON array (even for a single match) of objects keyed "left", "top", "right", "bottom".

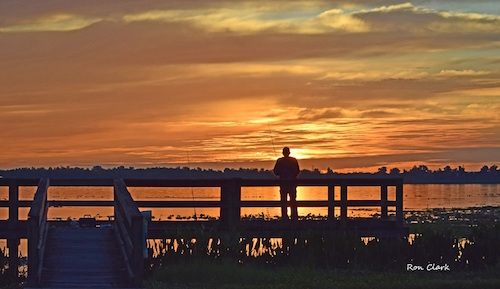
[
  {"left": 273, "top": 160, "right": 280, "bottom": 176},
  {"left": 294, "top": 159, "right": 300, "bottom": 176}
]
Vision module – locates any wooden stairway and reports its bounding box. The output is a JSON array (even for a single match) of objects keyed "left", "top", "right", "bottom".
[{"left": 39, "top": 226, "right": 129, "bottom": 288}]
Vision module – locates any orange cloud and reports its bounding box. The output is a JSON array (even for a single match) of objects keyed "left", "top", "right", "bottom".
[{"left": 0, "top": 1, "right": 499, "bottom": 170}]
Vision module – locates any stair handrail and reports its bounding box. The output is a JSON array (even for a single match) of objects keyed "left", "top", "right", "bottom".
[
  {"left": 114, "top": 179, "right": 144, "bottom": 287},
  {"left": 27, "top": 178, "right": 50, "bottom": 287}
]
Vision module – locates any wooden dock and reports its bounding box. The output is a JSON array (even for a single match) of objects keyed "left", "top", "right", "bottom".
[{"left": 0, "top": 177, "right": 407, "bottom": 288}]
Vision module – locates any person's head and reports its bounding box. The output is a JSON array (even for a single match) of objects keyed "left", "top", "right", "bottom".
[{"left": 282, "top": 147, "right": 290, "bottom": 157}]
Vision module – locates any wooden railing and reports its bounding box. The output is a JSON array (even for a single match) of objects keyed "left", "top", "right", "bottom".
[
  {"left": 0, "top": 177, "right": 405, "bottom": 283},
  {"left": 27, "top": 178, "right": 49, "bottom": 287},
  {"left": 114, "top": 179, "right": 144, "bottom": 288},
  {"left": 124, "top": 178, "right": 405, "bottom": 230},
  {"left": 1, "top": 178, "right": 404, "bottom": 229},
  {"left": 0, "top": 178, "right": 32, "bottom": 280}
]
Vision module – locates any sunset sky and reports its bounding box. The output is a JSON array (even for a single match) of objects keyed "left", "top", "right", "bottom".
[{"left": 1, "top": 0, "right": 499, "bottom": 172}]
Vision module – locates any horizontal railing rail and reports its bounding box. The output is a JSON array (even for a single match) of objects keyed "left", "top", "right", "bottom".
[
  {"left": 0, "top": 177, "right": 401, "bottom": 187},
  {"left": 0, "top": 177, "right": 403, "bottom": 186},
  {"left": 0, "top": 200, "right": 399, "bottom": 208}
]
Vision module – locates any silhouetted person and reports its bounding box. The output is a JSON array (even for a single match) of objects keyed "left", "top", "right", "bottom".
[{"left": 273, "top": 147, "right": 300, "bottom": 220}]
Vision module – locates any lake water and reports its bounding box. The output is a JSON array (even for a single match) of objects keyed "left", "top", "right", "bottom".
[{"left": 1, "top": 184, "right": 499, "bottom": 221}]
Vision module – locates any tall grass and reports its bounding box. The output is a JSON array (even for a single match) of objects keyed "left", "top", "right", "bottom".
[
  {"left": 145, "top": 218, "right": 500, "bottom": 288},
  {"left": 0, "top": 248, "right": 22, "bottom": 289},
  {"left": 146, "top": 221, "right": 499, "bottom": 272}
]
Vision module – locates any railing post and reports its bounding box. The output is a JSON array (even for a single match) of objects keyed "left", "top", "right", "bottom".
[
  {"left": 328, "top": 185, "right": 335, "bottom": 222},
  {"left": 280, "top": 181, "right": 287, "bottom": 221},
  {"left": 8, "top": 181, "right": 19, "bottom": 229},
  {"left": 220, "top": 179, "right": 241, "bottom": 230},
  {"left": 27, "top": 216, "right": 40, "bottom": 286},
  {"left": 131, "top": 215, "right": 144, "bottom": 287},
  {"left": 8, "top": 180, "right": 19, "bottom": 279},
  {"left": 396, "top": 179, "right": 404, "bottom": 228},
  {"left": 340, "top": 181, "right": 348, "bottom": 228},
  {"left": 381, "top": 185, "right": 388, "bottom": 220}
]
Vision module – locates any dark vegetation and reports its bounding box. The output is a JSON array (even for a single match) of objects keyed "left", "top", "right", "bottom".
[
  {"left": 0, "top": 248, "right": 23, "bottom": 289},
  {"left": 0, "top": 208, "right": 498, "bottom": 288},
  {"left": 1, "top": 164, "right": 499, "bottom": 183},
  {"left": 146, "top": 219, "right": 499, "bottom": 273},
  {"left": 144, "top": 208, "right": 500, "bottom": 288}
]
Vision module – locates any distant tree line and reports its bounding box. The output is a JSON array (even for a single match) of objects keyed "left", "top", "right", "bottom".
[
  {"left": 0, "top": 164, "right": 499, "bottom": 184},
  {"left": 297, "top": 165, "right": 499, "bottom": 184},
  {"left": 377, "top": 164, "right": 499, "bottom": 184}
]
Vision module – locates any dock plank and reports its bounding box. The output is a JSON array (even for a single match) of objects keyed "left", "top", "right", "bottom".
[{"left": 40, "top": 226, "right": 129, "bottom": 288}]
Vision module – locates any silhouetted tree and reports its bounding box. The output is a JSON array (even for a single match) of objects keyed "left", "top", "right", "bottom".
[{"left": 377, "top": 167, "right": 388, "bottom": 175}]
